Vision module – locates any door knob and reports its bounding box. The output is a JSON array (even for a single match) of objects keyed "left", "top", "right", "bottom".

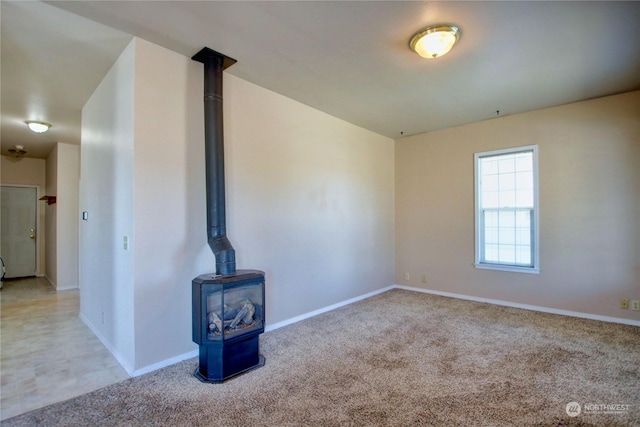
[{"left": 30, "top": 234, "right": 35, "bottom": 239}]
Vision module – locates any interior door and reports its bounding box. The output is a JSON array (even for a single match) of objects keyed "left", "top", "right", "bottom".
[{"left": 1, "top": 186, "right": 37, "bottom": 278}]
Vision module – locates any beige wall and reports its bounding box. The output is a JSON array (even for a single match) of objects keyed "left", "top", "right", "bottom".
[
  {"left": 1, "top": 155, "right": 47, "bottom": 276},
  {"left": 46, "top": 143, "right": 80, "bottom": 290},
  {"left": 81, "top": 38, "right": 395, "bottom": 374},
  {"left": 45, "top": 146, "right": 58, "bottom": 285},
  {"left": 395, "top": 90, "right": 640, "bottom": 321},
  {"left": 224, "top": 72, "right": 395, "bottom": 323}
]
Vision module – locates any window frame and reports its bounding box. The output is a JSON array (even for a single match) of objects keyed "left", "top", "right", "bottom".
[{"left": 474, "top": 145, "right": 540, "bottom": 274}]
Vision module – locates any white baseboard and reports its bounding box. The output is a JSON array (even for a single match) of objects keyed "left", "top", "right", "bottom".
[
  {"left": 128, "top": 287, "right": 395, "bottom": 377},
  {"left": 44, "top": 275, "right": 55, "bottom": 289},
  {"left": 265, "top": 285, "right": 395, "bottom": 333},
  {"left": 101, "top": 283, "right": 639, "bottom": 378},
  {"left": 132, "top": 349, "right": 198, "bottom": 377},
  {"left": 394, "top": 284, "right": 640, "bottom": 327},
  {"left": 81, "top": 309, "right": 199, "bottom": 377},
  {"left": 79, "top": 313, "right": 134, "bottom": 376},
  {"left": 44, "top": 274, "right": 81, "bottom": 291}
]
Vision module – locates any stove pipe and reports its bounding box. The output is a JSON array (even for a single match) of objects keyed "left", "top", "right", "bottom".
[{"left": 192, "top": 47, "right": 237, "bottom": 276}]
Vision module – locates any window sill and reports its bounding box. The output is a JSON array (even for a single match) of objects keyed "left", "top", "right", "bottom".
[{"left": 474, "top": 263, "right": 540, "bottom": 274}]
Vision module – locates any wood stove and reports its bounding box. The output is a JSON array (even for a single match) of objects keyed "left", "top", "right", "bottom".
[
  {"left": 192, "top": 270, "right": 265, "bottom": 383},
  {"left": 191, "top": 47, "right": 265, "bottom": 383}
]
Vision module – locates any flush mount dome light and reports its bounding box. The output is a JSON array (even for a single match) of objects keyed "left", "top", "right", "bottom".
[
  {"left": 410, "top": 25, "right": 461, "bottom": 59},
  {"left": 25, "top": 120, "right": 51, "bottom": 133}
]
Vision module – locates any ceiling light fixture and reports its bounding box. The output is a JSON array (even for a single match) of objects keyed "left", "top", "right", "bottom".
[
  {"left": 25, "top": 120, "right": 51, "bottom": 133},
  {"left": 8, "top": 145, "right": 27, "bottom": 159},
  {"left": 409, "top": 24, "right": 461, "bottom": 59}
]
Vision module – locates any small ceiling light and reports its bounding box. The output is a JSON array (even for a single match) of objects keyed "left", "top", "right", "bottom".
[
  {"left": 25, "top": 120, "right": 51, "bottom": 133},
  {"left": 8, "top": 145, "right": 27, "bottom": 159},
  {"left": 409, "top": 25, "right": 461, "bottom": 59}
]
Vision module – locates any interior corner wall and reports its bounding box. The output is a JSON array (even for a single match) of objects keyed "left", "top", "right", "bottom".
[
  {"left": 128, "top": 38, "right": 394, "bottom": 372},
  {"left": 395, "top": 90, "right": 640, "bottom": 322},
  {"left": 1, "top": 155, "right": 47, "bottom": 276},
  {"left": 55, "top": 143, "right": 80, "bottom": 290},
  {"left": 45, "top": 146, "right": 58, "bottom": 286},
  {"left": 79, "top": 39, "right": 136, "bottom": 372}
]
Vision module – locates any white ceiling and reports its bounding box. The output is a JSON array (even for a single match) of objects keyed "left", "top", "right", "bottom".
[{"left": 2, "top": 1, "right": 640, "bottom": 159}]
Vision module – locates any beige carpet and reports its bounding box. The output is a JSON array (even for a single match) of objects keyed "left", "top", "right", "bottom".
[{"left": 3, "top": 289, "right": 639, "bottom": 426}]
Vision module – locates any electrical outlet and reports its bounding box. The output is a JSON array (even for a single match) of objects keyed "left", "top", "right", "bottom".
[
  {"left": 101, "top": 312, "right": 105, "bottom": 324},
  {"left": 421, "top": 274, "right": 427, "bottom": 284},
  {"left": 620, "top": 299, "right": 629, "bottom": 310},
  {"left": 404, "top": 273, "right": 410, "bottom": 281},
  {"left": 631, "top": 300, "right": 640, "bottom": 311}
]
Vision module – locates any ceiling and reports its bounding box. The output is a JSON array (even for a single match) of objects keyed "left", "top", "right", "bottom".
[{"left": 2, "top": 1, "right": 640, "bottom": 159}]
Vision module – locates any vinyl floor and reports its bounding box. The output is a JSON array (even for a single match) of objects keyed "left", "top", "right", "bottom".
[{"left": 0, "top": 277, "right": 129, "bottom": 421}]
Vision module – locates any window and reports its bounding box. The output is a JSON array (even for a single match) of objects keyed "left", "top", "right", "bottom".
[{"left": 474, "top": 145, "right": 539, "bottom": 273}]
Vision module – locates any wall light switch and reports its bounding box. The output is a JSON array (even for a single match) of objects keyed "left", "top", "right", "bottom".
[
  {"left": 123, "top": 236, "right": 129, "bottom": 250},
  {"left": 82, "top": 211, "right": 89, "bottom": 221}
]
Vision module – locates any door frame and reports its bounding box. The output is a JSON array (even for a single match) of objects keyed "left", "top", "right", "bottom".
[{"left": 1, "top": 184, "right": 42, "bottom": 277}]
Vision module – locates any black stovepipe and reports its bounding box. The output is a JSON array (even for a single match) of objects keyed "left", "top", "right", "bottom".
[{"left": 192, "top": 47, "right": 238, "bottom": 275}]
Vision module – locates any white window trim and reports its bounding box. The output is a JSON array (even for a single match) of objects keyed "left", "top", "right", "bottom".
[{"left": 474, "top": 145, "right": 540, "bottom": 274}]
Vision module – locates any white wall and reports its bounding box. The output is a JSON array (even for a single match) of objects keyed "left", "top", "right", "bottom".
[
  {"left": 55, "top": 143, "right": 80, "bottom": 290},
  {"left": 81, "top": 37, "right": 395, "bottom": 374},
  {"left": 80, "top": 40, "right": 136, "bottom": 372},
  {"left": 131, "top": 38, "right": 211, "bottom": 370},
  {"left": 395, "top": 90, "right": 640, "bottom": 322}
]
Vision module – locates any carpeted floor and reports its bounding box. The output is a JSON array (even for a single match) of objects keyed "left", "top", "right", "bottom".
[{"left": 3, "top": 289, "right": 639, "bottom": 426}]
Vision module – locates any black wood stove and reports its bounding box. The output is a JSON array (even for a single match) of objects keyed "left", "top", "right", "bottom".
[
  {"left": 192, "top": 270, "right": 265, "bottom": 383},
  {"left": 191, "top": 47, "right": 265, "bottom": 383}
]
